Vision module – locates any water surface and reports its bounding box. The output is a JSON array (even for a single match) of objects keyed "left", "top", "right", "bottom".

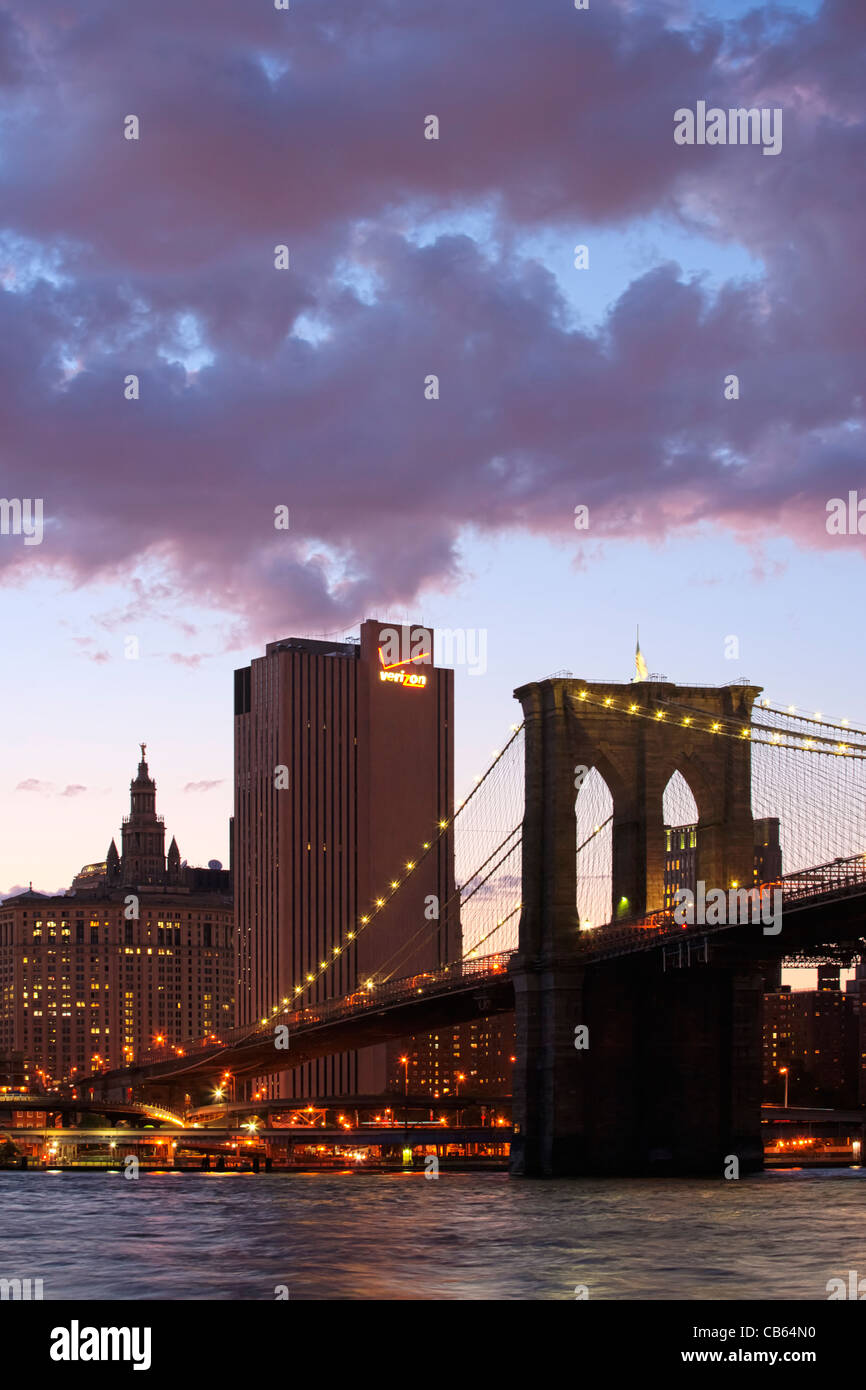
[{"left": 1, "top": 1168, "right": 863, "bottom": 1300}]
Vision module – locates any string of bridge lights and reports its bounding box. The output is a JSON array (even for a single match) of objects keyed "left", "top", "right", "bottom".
[
  {"left": 759, "top": 700, "right": 866, "bottom": 738},
  {"left": 569, "top": 689, "right": 866, "bottom": 759},
  {"left": 254, "top": 720, "right": 526, "bottom": 1027}
]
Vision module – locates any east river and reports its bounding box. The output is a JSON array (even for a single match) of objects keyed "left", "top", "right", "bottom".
[{"left": 2, "top": 1167, "right": 864, "bottom": 1300}]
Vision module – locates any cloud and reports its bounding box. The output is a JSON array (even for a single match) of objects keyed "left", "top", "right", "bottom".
[
  {"left": 0, "top": 884, "right": 67, "bottom": 901},
  {"left": 183, "top": 779, "right": 225, "bottom": 794},
  {"left": 0, "top": 0, "right": 860, "bottom": 634},
  {"left": 169, "top": 652, "right": 209, "bottom": 668},
  {"left": 15, "top": 779, "right": 90, "bottom": 798}
]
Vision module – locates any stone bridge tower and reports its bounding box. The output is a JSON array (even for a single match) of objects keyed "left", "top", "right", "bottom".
[{"left": 510, "top": 677, "right": 765, "bottom": 1178}]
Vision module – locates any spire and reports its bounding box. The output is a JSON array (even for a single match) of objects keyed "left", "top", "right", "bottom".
[
  {"left": 106, "top": 838, "right": 120, "bottom": 884},
  {"left": 135, "top": 742, "right": 152, "bottom": 783},
  {"left": 634, "top": 626, "right": 649, "bottom": 682}
]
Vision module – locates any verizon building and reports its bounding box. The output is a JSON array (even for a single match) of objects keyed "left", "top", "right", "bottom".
[{"left": 234, "top": 619, "right": 454, "bottom": 1097}]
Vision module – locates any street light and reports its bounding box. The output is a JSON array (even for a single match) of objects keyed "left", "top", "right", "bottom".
[{"left": 779, "top": 1067, "right": 789, "bottom": 1108}]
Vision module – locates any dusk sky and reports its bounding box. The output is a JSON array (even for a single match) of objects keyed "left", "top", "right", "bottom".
[{"left": 1, "top": 0, "right": 862, "bottom": 900}]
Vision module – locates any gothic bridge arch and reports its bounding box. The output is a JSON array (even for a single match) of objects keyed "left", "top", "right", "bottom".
[{"left": 517, "top": 677, "right": 761, "bottom": 954}]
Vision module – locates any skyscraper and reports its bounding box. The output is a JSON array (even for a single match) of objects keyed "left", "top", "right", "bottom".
[{"left": 234, "top": 619, "right": 455, "bottom": 1098}]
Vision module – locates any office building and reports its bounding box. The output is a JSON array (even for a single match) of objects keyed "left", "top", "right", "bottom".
[
  {"left": 0, "top": 749, "right": 233, "bottom": 1081},
  {"left": 234, "top": 619, "right": 455, "bottom": 1098}
]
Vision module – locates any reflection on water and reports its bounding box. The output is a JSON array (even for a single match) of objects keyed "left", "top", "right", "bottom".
[{"left": 1, "top": 1168, "right": 864, "bottom": 1300}]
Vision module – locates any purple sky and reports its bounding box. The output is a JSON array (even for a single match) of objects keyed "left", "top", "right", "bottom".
[{"left": 0, "top": 0, "right": 862, "bottom": 930}]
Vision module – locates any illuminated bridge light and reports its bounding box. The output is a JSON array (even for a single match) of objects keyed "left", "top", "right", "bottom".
[
  {"left": 375, "top": 899, "right": 385, "bottom": 908},
  {"left": 390, "top": 880, "right": 399, "bottom": 889},
  {"left": 439, "top": 819, "right": 448, "bottom": 828}
]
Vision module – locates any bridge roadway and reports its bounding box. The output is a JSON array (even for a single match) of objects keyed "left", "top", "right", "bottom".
[
  {"left": 85, "top": 953, "right": 516, "bottom": 1097},
  {"left": 4, "top": 1110, "right": 857, "bottom": 1149},
  {"left": 186, "top": 1094, "right": 511, "bottom": 1123},
  {"left": 81, "top": 854, "right": 866, "bottom": 1098}
]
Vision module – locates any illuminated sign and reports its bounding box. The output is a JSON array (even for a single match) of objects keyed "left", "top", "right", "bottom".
[
  {"left": 380, "top": 669, "right": 427, "bottom": 688},
  {"left": 378, "top": 646, "right": 428, "bottom": 688}
]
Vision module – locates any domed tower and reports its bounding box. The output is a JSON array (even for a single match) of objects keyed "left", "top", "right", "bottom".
[{"left": 121, "top": 744, "right": 167, "bottom": 885}]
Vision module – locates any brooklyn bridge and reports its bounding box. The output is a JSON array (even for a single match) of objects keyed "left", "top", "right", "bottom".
[{"left": 78, "top": 676, "right": 866, "bottom": 1177}]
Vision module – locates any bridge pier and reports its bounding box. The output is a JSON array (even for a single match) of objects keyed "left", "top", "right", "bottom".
[{"left": 511, "top": 954, "right": 764, "bottom": 1176}]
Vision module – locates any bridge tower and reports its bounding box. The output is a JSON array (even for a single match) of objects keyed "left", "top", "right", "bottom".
[{"left": 510, "top": 677, "right": 766, "bottom": 1177}]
